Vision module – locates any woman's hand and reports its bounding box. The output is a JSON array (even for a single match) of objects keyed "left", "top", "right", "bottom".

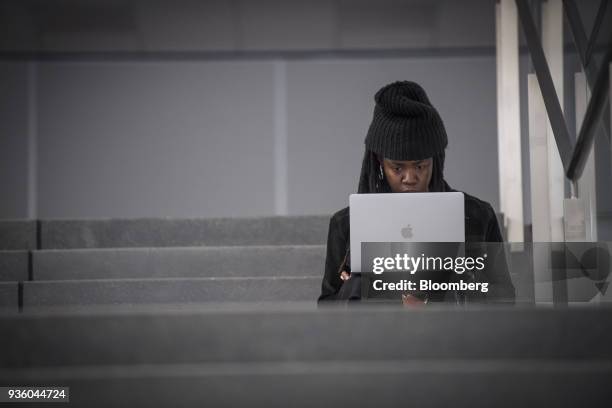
[
  {"left": 402, "top": 293, "right": 426, "bottom": 306},
  {"left": 340, "top": 271, "right": 351, "bottom": 281}
]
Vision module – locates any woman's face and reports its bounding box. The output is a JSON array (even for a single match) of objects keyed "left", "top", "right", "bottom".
[{"left": 381, "top": 157, "right": 433, "bottom": 193}]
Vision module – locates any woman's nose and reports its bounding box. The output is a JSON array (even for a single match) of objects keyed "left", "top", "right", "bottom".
[{"left": 402, "top": 169, "right": 418, "bottom": 184}]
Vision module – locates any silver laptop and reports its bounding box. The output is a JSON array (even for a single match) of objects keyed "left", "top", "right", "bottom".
[{"left": 349, "top": 192, "right": 465, "bottom": 272}]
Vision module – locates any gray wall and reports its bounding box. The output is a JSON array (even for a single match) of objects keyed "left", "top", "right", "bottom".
[
  {"left": 37, "top": 61, "right": 276, "bottom": 218},
  {"left": 10, "top": 55, "right": 500, "bottom": 219},
  {"left": 0, "top": 0, "right": 497, "bottom": 53},
  {"left": 0, "top": 0, "right": 508, "bottom": 220},
  {"left": 0, "top": 62, "right": 29, "bottom": 219}
]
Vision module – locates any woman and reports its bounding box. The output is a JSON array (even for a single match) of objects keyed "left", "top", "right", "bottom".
[{"left": 318, "top": 81, "right": 515, "bottom": 304}]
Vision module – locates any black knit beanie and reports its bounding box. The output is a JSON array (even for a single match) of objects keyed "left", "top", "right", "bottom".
[
  {"left": 365, "top": 81, "right": 447, "bottom": 161},
  {"left": 357, "top": 81, "right": 450, "bottom": 194}
]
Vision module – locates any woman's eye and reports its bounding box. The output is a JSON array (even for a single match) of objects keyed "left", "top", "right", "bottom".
[{"left": 394, "top": 167, "right": 402, "bottom": 172}]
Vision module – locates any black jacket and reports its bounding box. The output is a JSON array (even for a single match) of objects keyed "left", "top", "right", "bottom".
[{"left": 318, "top": 189, "right": 516, "bottom": 304}]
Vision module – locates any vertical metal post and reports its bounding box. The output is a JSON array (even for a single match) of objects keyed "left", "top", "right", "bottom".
[
  {"left": 542, "top": 0, "right": 566, "bottom": 242},
  {"left": 496, "top": 0, "right": 524, "bottom": 242},
  {"left": 574, "top": 72, "right": 598, "bottom": 241},
  {"left": 528, "top": 74, "right": 553, "bottom": 302}
]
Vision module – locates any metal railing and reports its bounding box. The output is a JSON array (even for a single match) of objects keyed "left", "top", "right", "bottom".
[{"left": 516, "top": 0, "right": 611, "bottom": 182}]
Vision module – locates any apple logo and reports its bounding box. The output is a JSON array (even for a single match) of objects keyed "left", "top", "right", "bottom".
[{"left": 401, "top": 224, "right": 413, "bottom": 239}]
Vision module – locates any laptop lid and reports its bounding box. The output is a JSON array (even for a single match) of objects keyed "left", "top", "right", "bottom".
[{"left": 349, "top": 192, "right": 465, "bottom": 272}]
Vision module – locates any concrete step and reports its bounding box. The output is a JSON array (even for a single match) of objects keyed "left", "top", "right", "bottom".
[
  {"left": 18, "top": 301, "right": 319, "bottom": 315},
  {"left": 40, "top": 215, "right": 329, "bottom": 249},
  {"left": 0, "top": 220, "right": 37, "bottom": 250},
  {"left": 22, "top": 277, "right": 320, "bottom": 308},
  {"left": 0, "top": 282, "right": 18, "bottom": 311},
  {"left": 2, "top": 360, "right": 609, "bottom": 408},
  {"left": 3, "top": 306, "right": 611, "bottom": 368},
  {"left": 32, "top": 245, "right": 325, "bottom": 280},
  {"left": 0, "top": 250, "right": 28, "bottom": 281}
]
